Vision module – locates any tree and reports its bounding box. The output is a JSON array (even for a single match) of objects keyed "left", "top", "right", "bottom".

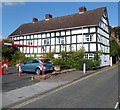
[
  {"left": 2, "top": 45, "right": 19, "bottom": 62},
  {"left": 110, "top": 38, "right": 120, "bottom": 57},
  {"left": 110, "top": 38, "right": 120, "bottom": 63}
]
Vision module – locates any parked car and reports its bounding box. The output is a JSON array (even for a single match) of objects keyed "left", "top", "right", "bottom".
[{"left": 21, "top": 58, "right": 54, "bottom": 75}]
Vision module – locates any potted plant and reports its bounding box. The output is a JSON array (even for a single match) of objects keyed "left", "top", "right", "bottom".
[{"left": 54, "top": 65, "right": 61, "bottom": 71}]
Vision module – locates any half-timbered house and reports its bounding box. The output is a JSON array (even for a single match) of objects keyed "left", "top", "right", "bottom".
[{"left": 9, "top": 7, "right": 110, "bottom": 67}]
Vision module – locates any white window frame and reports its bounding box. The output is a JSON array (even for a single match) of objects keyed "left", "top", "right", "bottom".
[
  {"left": 85, "top": 34, "right": 93, "bottom": 42},
  {"left": 57, "top": 37, "right": 64, "bottom": 44}
]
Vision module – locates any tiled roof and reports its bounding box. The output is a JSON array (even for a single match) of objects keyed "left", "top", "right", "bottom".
[{"left": 9, "top": 7, "right": 106, "bottom": 36}]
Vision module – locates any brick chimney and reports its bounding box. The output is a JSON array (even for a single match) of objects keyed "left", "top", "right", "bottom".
[
  {"left": 32, "top": 18, "right": 38, "bottom": 23},
  {"left": 79, "top": 7, "right": 87, "bottom": 14},
  {"left": 45, "top": 14, "right": 52, "bottom": 20}
]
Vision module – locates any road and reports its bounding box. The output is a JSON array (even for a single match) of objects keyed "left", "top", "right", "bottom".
[
  {"left": 14, "top": 65, "right": 118, "bottom": 108},
  {"left": 2, "top": 67, "right": 40, "bottom": 92}
]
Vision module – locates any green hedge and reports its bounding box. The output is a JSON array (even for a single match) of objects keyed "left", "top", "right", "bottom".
[{"left": 76, "top": 59, "right": 100, "bottom": 70}]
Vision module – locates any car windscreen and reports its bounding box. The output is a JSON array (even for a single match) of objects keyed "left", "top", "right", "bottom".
[{"left": 41, "top": 59, "right": 52, "bottom": 63}]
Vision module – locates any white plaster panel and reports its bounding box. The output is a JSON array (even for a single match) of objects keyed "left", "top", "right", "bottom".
[
  {"left": 34, "top": 40, "right": 37, "bottom": 46},
  {"left": 27, "top": 36, "right": 30, "bottom": 39},
  {"left": 38, "top": 39, "right": 41, "bottom": 46},
  {"left": 34, "top": 35, "right": 37, "bottom": 38},
  {"left": 30, "top": 47, "right": 33, "bottom": 53},
  {"left": 71, "top": 45, "right": 76, "bottom": 51},
  {"left": 38, "top": 47, "right": 41, "bottom": 53},
  {"left": 66, "top": 36, "right": 70, "bottom": 44},
  {"left": 51, "top": 38, "right": 55, "bottom": 45},
  {"left": 19, "top": 36, "right": 23, "bottom": 39},
  {"left": 56, "top": 45, "right": 60, "bottom": 53},
  {"left": 90, "top": 27, "right": 95, "bottom": 33},
  {"left": 26, "top": 47, "right": 29, "bottom": 53},
  {"left": 97, "top": 28, "right": 109, "bottom": 38},
  {"left": 19, "top": 41, "right": 23, "bottom": 45},
  {"left": 77, "top": 35, "right": 82, "bottom": 43},
  {"left": 72, "top": 35, "right": 76, "bottom": 43},
  {"left": 92, "top": 34, "right": 96, "bottom": 42},
  {"left": 47, "top": 33, "right": 50, "bottom": 37},
  {"left": 61, "top": 46, "right": 65, "bottom": 51},
  {"left": 83, "top": 44, "right": 88, "bottom": 52},
  {"left": 66, "top": 30, "right": 70, "bottom": 35},
  {"left": 71, "top": 29, "right": 81, "bottom": 34},
  {"left": 38, "top": 34, "right": 41, "bottom": 39},
  {"left": 42, "top": 34, "right": 45, "bottom": 38},
  {"left": 82, "top": 28, "right": 88, "bottom": 33},
  {"left": 90, "top": 44, "right": 96, "bottom": 51},
  {"left": 34, "top": 48, "right": 37, "bottom": 53},
  {"left": 23, "top": 47, "right": 26, "bottom": 53},
  {"left": 20, "top": 47, "right": 22, "bottom": 52},
  {"left": 61, "top": 31, "right": 65, "bottom": 36},
  {"left": 66, "top": 45, "right": 70, "bottom": 52},
  {"left": 51, "top": 46, "right": 55, "bottom": 52},
  {"left": 77, "top": 44, "right": 82, "bottom": 50},
  {"left": 56, "top": 32, "right": 59, "bottom": 36},
  {"left": 31, "top": 35, "right": 34, "bottom": 39},
  {"left": 51, "top": 33, "right": 55, "bottom": 37},
  {"left": 46, "top": 46, "right": 50, "bottom": 53},
  {"left": 14, "top": 41, "right": 19, "bottom": 44},
  {"left": 54, "top": 54, "right": 59, "bottom": 58}
]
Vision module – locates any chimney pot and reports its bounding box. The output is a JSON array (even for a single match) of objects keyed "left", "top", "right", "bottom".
[
  {"left": 32, "top": 18, "right": 38, "bottom": 23},
  {"left": 79, "top": 7, "right": 87, "bottom": 13},
  {"left": 45, "top": 14, "right": 52, "bottom": 20}
]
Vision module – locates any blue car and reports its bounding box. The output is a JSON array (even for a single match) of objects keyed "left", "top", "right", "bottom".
[{"left": 21, "top": 58, "right": 54, "bottom": 75}]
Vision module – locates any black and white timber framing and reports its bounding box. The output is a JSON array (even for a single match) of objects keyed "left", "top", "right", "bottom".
[{"left": 9, "top": 7, "right": 110, "bottom": 67}]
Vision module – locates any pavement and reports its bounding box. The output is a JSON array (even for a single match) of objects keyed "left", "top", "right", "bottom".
[{"left": 1, "top": 64, "right": 118, "bottom": 108}]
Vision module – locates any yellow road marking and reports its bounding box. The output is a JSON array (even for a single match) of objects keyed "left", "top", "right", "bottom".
[{"left": 8, "top": 65, "right": 117, "bottom": 109}]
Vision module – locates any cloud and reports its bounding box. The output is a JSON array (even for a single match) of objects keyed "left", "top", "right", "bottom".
[{"left": 2, "top": 0, "right": 27, "bottom": 6}]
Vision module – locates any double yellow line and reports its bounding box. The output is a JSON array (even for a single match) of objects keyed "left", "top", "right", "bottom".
[{"left": 7, "top": 65, "right": 117, "bottom": 109}]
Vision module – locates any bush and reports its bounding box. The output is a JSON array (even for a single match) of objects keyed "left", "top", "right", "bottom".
[
  {"left": 76, "top": 59, "right": 100, "bottom": 70},
  {"left": 11, "top": 51, "right": 28, "bottom": 66}
]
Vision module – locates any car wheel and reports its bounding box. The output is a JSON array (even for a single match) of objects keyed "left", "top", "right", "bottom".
[{"left": 35, "top": 68, "right": 41, "bottom": 75}]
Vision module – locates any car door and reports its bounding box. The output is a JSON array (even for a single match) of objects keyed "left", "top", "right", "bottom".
[
  {"left": 23, "top": 59, "right": 33, "bottom": 72},
  {"left": 31, "top": 59, "right": 40, "bottom": 72}
]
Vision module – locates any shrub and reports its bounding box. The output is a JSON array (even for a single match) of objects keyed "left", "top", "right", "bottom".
[
  {"left": 76, "top": 59, "right": 100, "bottom": 70},
  {"left": 45, "top": 51, "right": 55, "bottom": 59},
  {"left": 11, "top": 51, "right": 28, "bottom": 66}
]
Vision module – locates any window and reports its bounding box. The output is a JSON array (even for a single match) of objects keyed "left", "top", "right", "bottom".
[
  {"left": 43, "top": 39, "right": 50, "bottom": 45},
  {"left": 25, "top": 60, "right": 33, "bottom": 64},
  {"left": 57, "top": 37, "right": 64, "bottom": 44},
  {"left": 84, "top": 53, "right": 94, "bottom": 59},
  {"left": 32, "top": 60, "right": 39, "bottom": 63},
  {"left": 28, "top": 41, "right": 32, "bottom": 45},
  {"left": 85, "top": 34, "right": 93, "bottom": 42}
]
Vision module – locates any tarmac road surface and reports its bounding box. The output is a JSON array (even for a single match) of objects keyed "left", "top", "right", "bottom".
[{"left": 18, "top": 65, "right": 119, "bottom": 108}]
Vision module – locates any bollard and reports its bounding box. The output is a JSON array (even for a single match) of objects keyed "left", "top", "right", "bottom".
[
  {"left": 83, "top": 63, "right": 86, "bottom": 74},
  {"left": 18, "top": 64, "right": 22, "bottom": 77},
  {"left": 110, "top": 57, "right": 112, "bottom": 66},
  {"left": 6, "top": 64, "right": 8, "bottom": 75},
  {"left": 0, "top": 66, "right": 4, "bottom": 76}
]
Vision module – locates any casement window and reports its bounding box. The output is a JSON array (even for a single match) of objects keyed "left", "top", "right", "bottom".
[
  {"left": 28, "top": 41, "right": 33, "bottom": 45},
  {"left": 57, "top": 37, "right": 64, "bottom": 44},
  {"left": 43, "top": 39, "right": 50, "bottom": 45},
  {"left": 84, "top": 53, "right": 94, "bottom": 59},
  {"left": 85, "top": 34, "right": 93, "bottom": 42}
]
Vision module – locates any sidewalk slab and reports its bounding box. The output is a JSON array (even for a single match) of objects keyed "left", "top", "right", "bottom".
[{"left": 2, "top": 70, "right": 94, "bottom": 108}]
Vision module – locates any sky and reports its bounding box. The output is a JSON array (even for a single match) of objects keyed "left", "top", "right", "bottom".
[{"left": 1, "top": 2, "right": 119, "bottom": 38}]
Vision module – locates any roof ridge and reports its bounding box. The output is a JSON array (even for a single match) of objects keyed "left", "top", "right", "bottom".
[{"left": 23, "top": 7, "right": 106, "bottom": 25}]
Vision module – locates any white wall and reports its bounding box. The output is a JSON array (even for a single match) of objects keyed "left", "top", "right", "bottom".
[{"left": 100, "top": 54, "right": 110, "bottom": 67}]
